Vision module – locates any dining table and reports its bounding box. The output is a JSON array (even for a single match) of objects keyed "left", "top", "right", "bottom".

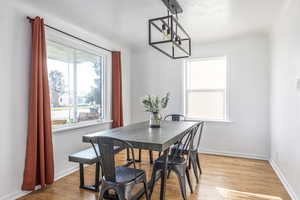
[{"left": 82, "top": 120, "right": 199, "bottom": 200}]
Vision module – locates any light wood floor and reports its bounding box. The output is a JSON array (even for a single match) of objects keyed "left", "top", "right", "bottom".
[{"left": 18, "top": 151, "right": 291, "bottom": 200}]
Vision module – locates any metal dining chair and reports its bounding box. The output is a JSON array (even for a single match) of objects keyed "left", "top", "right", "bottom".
[
  {"left": 138, "top": 114, "right": 186, "bottom": 164},
  {"left": 149, "top": 125, "right": 196, "bottom": 200},
  {"left": 149, "top": 114, "right": 185, "bottom": 159},
  {"left": 164, "top": 114, "right": 185, "bottom": 121},
  {"left": 172, "top": 121, "right": 205, "bottom": 183},
  {"left": 154, "top": 114, "right": 186, "bottom": 157},
  {"left": 91, "top": 137, "right": 150, "bottom": 200}
]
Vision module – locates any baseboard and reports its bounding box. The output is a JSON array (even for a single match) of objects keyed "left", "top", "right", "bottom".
[
  {"left": 198, "top": 148, "right": 269, "bottom": 160},
  {"left": 0, "top": 191, "right": 31, "bottom": 200},
  {"left": 269, "top": 159, "right": 299, "bottom": 200},
  {"left": 0, "top": 166, "right": 79, "bottom": 200},
  {"left": 54, "top": 166, "right": 79, "bottom": 181}
]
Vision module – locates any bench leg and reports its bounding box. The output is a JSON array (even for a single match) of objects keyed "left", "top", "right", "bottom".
[
  {"left": 79, "top": 163, "right": 101, "bottom": 192},
  {"left": 79, "top": 163, "right": 84, "bottom": 188},
  {"left": 94, "top": 162, "right": 100, "bottom": 192}
]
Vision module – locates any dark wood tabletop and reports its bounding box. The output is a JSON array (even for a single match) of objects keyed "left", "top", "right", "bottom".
[{"left": 82, "top": 120, "right": 198, "bottom": 152}]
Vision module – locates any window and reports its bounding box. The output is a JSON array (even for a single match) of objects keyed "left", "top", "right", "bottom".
[
  {"left": 184, "top": 56, "right": 228, "bottom": 121},
  {"left": 47, "top": 40, "right": 106, "bottom": 128}
]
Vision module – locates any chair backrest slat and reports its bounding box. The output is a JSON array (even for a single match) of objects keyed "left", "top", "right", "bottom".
[
  {"left": 90, "top": 136, "right": 136, "bottom": 182},
  {"left": 187, "top": 121, "right": 205, "bottom": 152},
  {"left": 170, "top": 125, "right": 195, "bottom": 161},
  {"left": 97, "top": 137, "right": 116, "bottom": 182}
]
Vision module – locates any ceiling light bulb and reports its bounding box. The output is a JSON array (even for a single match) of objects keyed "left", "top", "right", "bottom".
[{"left": 167, "top": 28, "right": 171, "bottom": 35}]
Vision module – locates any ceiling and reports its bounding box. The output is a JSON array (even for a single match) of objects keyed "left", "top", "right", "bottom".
[{"left": 18, "top": 0, "right": 286, "bottom": 48}]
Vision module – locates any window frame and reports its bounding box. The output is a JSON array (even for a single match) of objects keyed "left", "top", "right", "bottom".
[
  {"left": 183, "top": 56, "right": 230, "bottom": 122},
  {"left": 46, "top": 28, "right": 112, "bottom": 131}
]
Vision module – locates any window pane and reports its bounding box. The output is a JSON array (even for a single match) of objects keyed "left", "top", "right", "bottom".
[
  {"left": 47, "top": 40, "right": 105, "bottom": 127},
  {"left": 47, "top": 41, "right": 75, "bottom": 126},
  {"left": 187, "top": 91, "right": 224, "bottom": 120},
  {"left": 76, "top": 50, "right": 103, "bottom": 122},
  {"left": 188, "top": 57, "right": 226, "bottom": 89}
]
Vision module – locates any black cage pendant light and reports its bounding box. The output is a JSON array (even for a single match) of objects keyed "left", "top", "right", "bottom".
[{"left": 149, "top": 0, "right": 191, "bottom": 59}]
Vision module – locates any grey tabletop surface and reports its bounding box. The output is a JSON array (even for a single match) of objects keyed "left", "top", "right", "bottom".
[{"left": 82, "top": 120, "right": 198, "bottom": 151}]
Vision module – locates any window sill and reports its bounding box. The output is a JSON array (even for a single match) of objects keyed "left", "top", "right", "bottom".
[
  {"left": 185, "top": 118, "right": 233, "bottom": 123},
  {"left": 205, "top": 119, "right": 232, "bottom": 123},
  {"left": 52, "top": 120, "right": 113, "bottom": 133}
]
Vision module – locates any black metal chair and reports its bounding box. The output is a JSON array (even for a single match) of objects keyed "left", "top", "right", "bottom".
[
  {"left": 172, "top": 121, "right": 205, "bottom": 183},
  {"left": 155, "top": 114, "right": 186, "bottom": 157},
  {"left": 136, "top": 113, "right": 185, "bottom": 164},
  {"left": 149, "top": 126, "right": 196, "bottom": 200},
  {"left": 91, "top": 137, "right": 150, "bottom": 200}
]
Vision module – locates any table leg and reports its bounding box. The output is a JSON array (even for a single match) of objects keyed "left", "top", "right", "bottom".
[
  {"left": 160, "top": 148, "right": 170, "bottom": 200},
  {"left": 149, "top": 150, "right": 153, "bottom": 164},
  {"left": 126, "top": 148, "right": 130, "bottom": 161},
  {"left": 138, "top": 149, "right": 142, "bottom": 162},
  {"left": 126, "top": 148, "right": 142, "bottom": 166}
]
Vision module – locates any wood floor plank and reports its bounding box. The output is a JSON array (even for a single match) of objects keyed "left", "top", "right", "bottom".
[{"left": 18, "top": 151, "right": 291, "bottom": 200}]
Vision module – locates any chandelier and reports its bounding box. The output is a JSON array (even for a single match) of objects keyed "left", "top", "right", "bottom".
[{"left": 148, "top": 0, "right": 191, "bottom": 59}]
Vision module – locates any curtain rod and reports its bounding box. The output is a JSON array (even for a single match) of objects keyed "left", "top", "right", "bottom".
[{"left": 26, "top": 16, "right": 113, "bottom": 53}]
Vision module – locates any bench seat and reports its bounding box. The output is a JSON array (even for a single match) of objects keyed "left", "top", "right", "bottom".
[
  {"left": 69, "top": 147, "right": 99, "bottom": 164},
  {"left": 68, "top": 145, "right": 123, "bottom": 192},
  {"left": 69, "top": 146, "right": 122, "bottom": 164}
]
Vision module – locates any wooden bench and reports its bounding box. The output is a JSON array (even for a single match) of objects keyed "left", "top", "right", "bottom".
[{"left": 68, "top": 146, "right": 122, "bottom": 192}]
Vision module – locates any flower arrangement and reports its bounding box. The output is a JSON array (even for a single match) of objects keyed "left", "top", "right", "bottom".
[
  {"left": 142, "top": 92, "right": 170, "bottom": 127},
  {"left": 142, "top": 92, "right": 170, "bottom": 113}
]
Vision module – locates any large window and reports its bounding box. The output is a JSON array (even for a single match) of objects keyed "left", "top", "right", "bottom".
[
  {"left": 184, "top": 56, "right": 228, "bottom": 121},
  {"left": 47, "top": 40, "right": 106, "bottom": 128}
]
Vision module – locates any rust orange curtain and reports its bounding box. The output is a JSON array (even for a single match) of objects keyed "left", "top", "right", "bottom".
[
  {"left": 112, "top": 51, "right": 124, "bottom": 128},
  {"left": 22, "top": 17, "right": 54, "bottom": 190}
]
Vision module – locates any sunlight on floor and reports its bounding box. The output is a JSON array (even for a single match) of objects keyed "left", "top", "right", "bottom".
[{"left": 216, "top": 187, "right": 282, "bottom": 200}]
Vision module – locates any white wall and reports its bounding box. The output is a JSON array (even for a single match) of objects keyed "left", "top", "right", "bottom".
[
  {"left": 270, "top": 0, "right": 300, "bottom": 199},
  {"left": 131, "top": 34, "right": 270, "bottom": 160},
  {"left": 0, "top": 1, "right": 131, "bottom": 199}
]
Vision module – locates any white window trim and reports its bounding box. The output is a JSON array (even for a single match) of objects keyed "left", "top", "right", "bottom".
[
  {"left": 53, "top": 120, "right": 113, "bottom": 133},
  {"left": 183, "top": 56, "right": 231, "bottom": 122},
  {"left": 46, "top": 28, "right": 112, "bottom": 130}
]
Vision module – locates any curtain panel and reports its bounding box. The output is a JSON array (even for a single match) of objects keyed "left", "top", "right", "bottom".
[
  {"left": 112, "top": 51, "right": 124, "bottom": 128},
  {"left": 22, "top": 17, "right": 54, "bottom": 190}
]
